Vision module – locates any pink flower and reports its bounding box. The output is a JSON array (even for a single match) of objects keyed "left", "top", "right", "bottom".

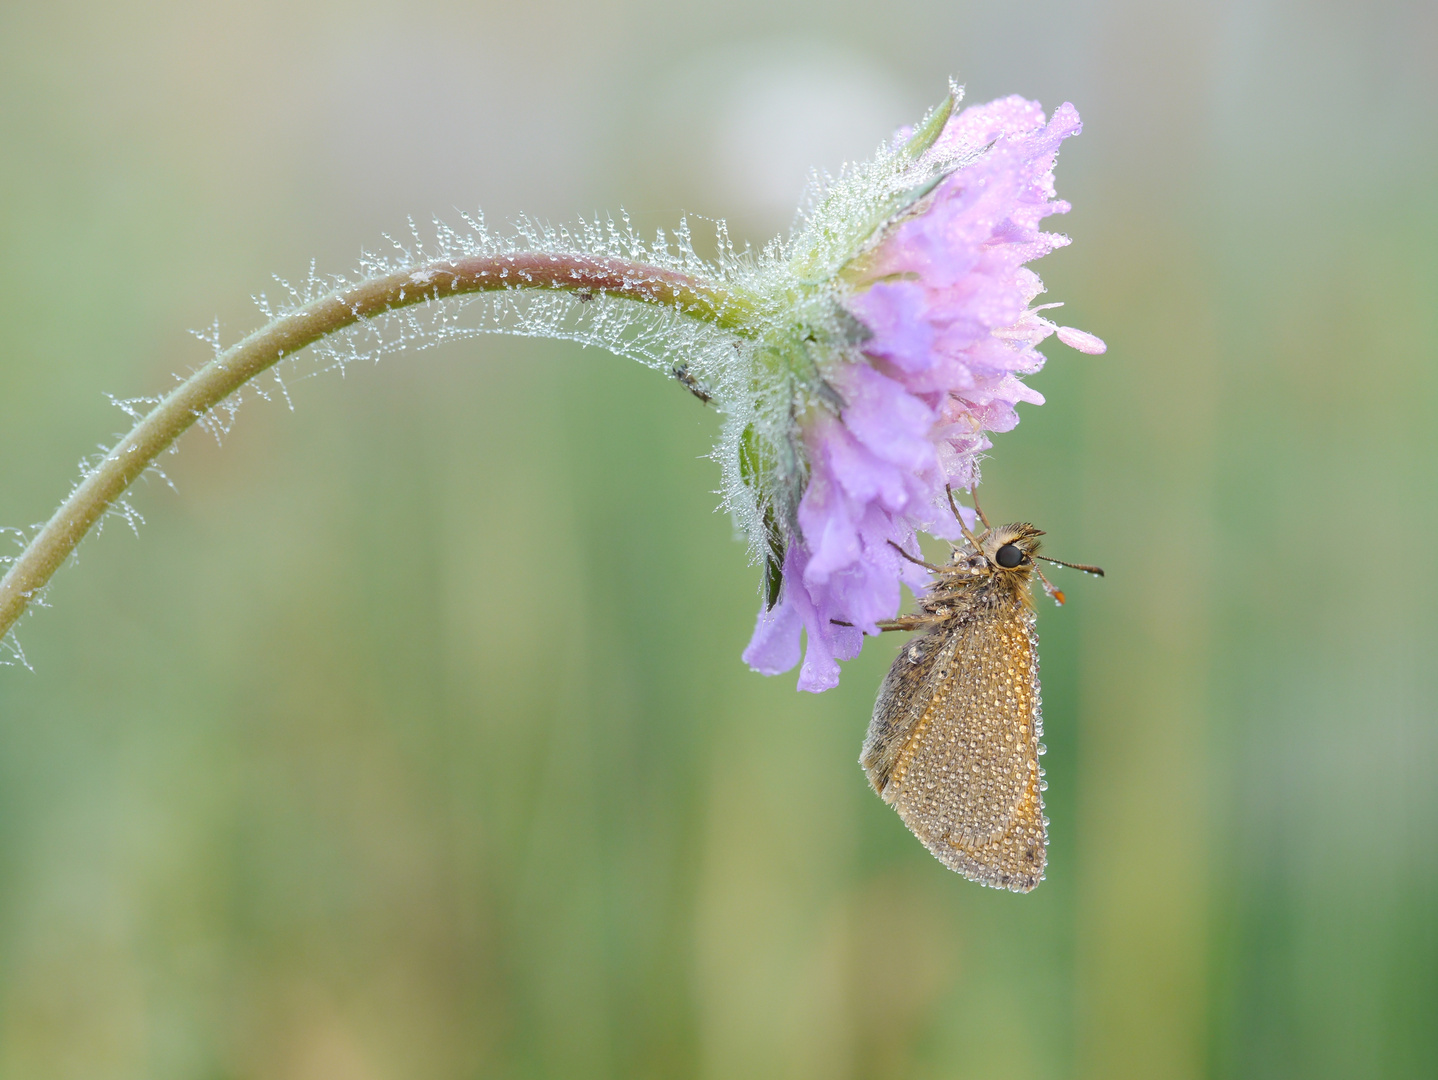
[{"left": 743, "top": 95, "right": 1104, "bottom": 692}]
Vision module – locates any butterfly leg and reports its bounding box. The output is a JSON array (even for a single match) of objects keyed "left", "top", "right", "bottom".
[
  {"left": 830, "top": 615, "right": 948, "bottom": 631},
  {"left": 874, "top": 615, "right": 950, "bottom": 632},
  {"left": 887, "top": 540, "right": 946, "bottom": 572}
]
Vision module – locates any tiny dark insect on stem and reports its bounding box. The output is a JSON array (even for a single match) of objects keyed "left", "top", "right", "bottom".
[{"left": 671, "top": 363, "right": 712, "bottom": 404}]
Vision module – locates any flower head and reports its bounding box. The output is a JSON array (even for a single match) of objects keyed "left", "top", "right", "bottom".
[{"left": 738, "top": 89, "right": 1105, "bottom": 691}]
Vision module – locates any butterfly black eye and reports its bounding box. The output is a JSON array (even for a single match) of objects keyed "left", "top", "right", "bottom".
[{"left": 995, "top": 543, "right": 1024, "bottom": 569}]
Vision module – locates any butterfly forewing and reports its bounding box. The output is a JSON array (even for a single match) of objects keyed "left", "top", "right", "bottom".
[{"left": 863, "top": 602, "right": 1047, "bottom": 892}]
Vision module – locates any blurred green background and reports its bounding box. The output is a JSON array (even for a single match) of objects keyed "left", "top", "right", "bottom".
[{"left": 1, "top": 1, "right": 1435, "bottom": 1077}]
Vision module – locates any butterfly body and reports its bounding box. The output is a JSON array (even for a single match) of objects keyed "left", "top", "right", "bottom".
[{"left": 861, "top": 522, "right": 1052, "bottom": 892}]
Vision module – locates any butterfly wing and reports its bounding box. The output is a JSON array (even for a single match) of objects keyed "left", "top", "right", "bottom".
[
  {"left": 865, "top": 604, "right": 1047, "bottom": 892},
  {"left": 861, "top": 628, "right": 951, "bottom": 796}
]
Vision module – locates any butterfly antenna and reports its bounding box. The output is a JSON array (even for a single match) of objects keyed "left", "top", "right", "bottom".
[
  {"left": 968, "top": 485, "right": 993, "bottom": 529},
  {"left": 1035, "top": 555, "right": 1106, "bottom": 577},
  {"left": 945, "top": 484, "right": 986, "bottom": 553}
]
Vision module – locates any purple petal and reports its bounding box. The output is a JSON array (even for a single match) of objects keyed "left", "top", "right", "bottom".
[
  {"left": 847, "top": 280, "right": 937, "bottom": 373},
  {"left": 833, "top": 364, "right": 936, "bottom": 471},
  {"left": 1057, "top": 326, "right": 1107, "bottom": 354},
  {"left": 742, "top": 595, "right": 803, "bottom": 675}
]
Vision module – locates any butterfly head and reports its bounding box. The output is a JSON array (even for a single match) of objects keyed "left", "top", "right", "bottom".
[{"left": 963, "top": 522, "right": 1044, "bottom": 575}]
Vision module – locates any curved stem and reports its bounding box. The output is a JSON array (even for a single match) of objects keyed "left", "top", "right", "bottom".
[{"left": 0, "top": 252, "right": 750, "bottom": 642}]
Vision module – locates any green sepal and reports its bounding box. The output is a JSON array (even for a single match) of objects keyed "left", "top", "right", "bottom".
[
  {"left": 762, "top": 504, "right": 786, "bottom": 610},
  {"left": 739, "top": 423, "right": 787, "bottom": 610},
  {"left": 738, "top": 423, "right": 761, "bottom": 488},
  {"left": 902, "top": 92, "right": 956, "bottom": 160}
]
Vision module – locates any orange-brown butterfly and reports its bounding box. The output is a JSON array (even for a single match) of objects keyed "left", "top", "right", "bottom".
[{"left": 860, "top": 488, "right": 1102, "bottom": 892}]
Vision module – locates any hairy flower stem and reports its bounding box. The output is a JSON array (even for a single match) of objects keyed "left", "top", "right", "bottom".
[{"left": 0, "top": 253, "right": 750, "bottom": 643}]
